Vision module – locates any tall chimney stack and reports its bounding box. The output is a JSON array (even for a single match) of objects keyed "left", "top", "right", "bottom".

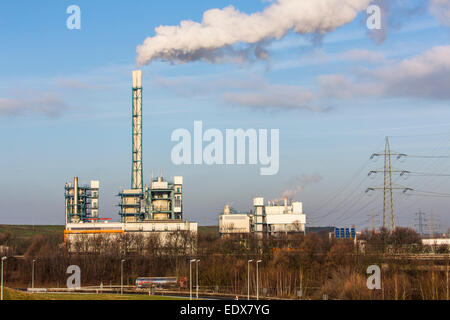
[
  {"left": 73, "top": 177, "right": 79, "bottom": 215},
  {"left": 131, "top": 70, "right": 143, "bottom": 193}
]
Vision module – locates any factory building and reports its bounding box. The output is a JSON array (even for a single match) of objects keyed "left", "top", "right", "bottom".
[
  {"left": 219, "top": 205, "right": 252, "bottom": 235},
  {"left": 64, "top": 70, "right": 197, "bottom": 250},
  {"left": 119, "top": 176, "right": 183, "bottom": 222},
  {"left": 219, "top": 197, "right": 306, "bottom": 237},
  {"left": 64, "top": 178, "right": 99, "bottom": 224},
  {"left": 64, "top": 176, "right": 196, "bottom": 251}
]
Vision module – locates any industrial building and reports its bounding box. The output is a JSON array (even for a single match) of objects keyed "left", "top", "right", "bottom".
[
  {"left": 64, "top": 177, "right": 99, "bottom": 224},
  {"left": 64, "top": 70, "right": 197, "bottom": 249},
  {"left": 118, "top": 175, "right": 183, "bottom": 222},
  {"left": 219, "top": 197, "right": 306, "bottom": 237}
]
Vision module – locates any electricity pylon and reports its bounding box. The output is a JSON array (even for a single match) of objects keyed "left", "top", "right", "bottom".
[
  {"left": 428, "top": 210, "right": 441, "bottom": 238},
  {"left": 384, "top": 137, "right": 394, "bottom": 230},
  {"left": 414, "top": 210, "right": 427, "bottom": 236},
  {"left": 366, "top": 137, "right": 412, "bottom": 231},
  {"left": 367, "top": 211, "right": 379, "bottom": 232}
]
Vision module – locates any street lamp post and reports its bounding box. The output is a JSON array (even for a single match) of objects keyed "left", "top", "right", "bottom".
[
  {"left": 1, "top": 256, "right": 7, "bottom": 300},
  {"left": 256, "top": 260, "right": 262, "bottom": 301},
  {"left": 196, "top": 259, "right": 200, "bottom": 299},
  {"left": 32, "top": 259, "right": 36, "bottom": 289},
  {"left": 247, "top": 260, "right": 253, "bottom": 300},
  {"left": 121, "top": 259, "right": 125, "bottom": 295},
  {"left": 189, "top": 259, "right": 196, "bottom": 300}
]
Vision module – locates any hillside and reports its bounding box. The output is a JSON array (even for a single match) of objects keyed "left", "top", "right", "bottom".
[{"left": 0, "top": 225, "right": 218, "bottom": 240}]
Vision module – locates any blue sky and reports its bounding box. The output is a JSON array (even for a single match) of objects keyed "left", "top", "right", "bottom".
[{"left": 0, "top": 0, "right": 449, "bottom": 231}]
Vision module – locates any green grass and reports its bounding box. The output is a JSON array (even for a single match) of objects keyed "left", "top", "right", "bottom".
[
  {"left": 0, "top": 225, "right": 218, "bottom": 239},
  {"left": 3, "top": 288, "right": 184, "bottom": 300},
  {"left": 0, "top": 225, "right": 64, "bottom": 239}
]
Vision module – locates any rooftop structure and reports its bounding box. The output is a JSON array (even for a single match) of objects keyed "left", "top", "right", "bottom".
[
  {"left": 64, "top": 177, "right": 99, "bottom": 224},
  {"left": 219, "top": 197, "right": 306, "bottom": 237},
  {"left": 119, "top": 175, "right": 183, "bottom": 222}
]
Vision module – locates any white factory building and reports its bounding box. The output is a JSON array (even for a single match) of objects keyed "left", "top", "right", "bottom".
[{"left": 219, "top": 197, "right": 306, "bottom": 237}]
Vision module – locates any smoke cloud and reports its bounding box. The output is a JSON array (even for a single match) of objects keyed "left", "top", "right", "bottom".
[
  {"left": 136, "top": 0, "right": 372, "bottom": 66},
  {"left": 282, "top": 174, "right": 323, "bottom": 200}
]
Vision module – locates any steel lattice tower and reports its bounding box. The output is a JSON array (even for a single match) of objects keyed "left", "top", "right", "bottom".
[
  {"left": 383, "top": 137, "right": 395, "bottom": 230},
  {"left": 367, "top": 137, "right": 412, "bottom": 231},
  {"left": 131, "top": 70, "right": 143, "bottom": 193},
  {"left": 415, "top": 210, "right": 427, "bottom": 236}
]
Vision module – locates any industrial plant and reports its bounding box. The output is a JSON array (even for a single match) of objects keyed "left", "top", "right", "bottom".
[
  {"left": 62, "top": 70, "right": 310, "bottom": 248},
  {"left": 64, "top": 70, "right": 198, "bottom": 247},
  {"left": 219, "top": 197, "right": 306, "bottom": 237}
]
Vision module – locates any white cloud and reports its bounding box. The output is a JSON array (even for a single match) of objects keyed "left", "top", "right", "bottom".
[
  {"left": 155, "top": 73, "right": 321, "bottom": 111},
  {"left": 273, "top": 48, "right": 386, "bottom": 71},
  {"left": 223, "top": 83, "right": 320, "bottom": 111},
  {"left": 430, "top": 0, "right": 450, "bottom": 26},
  {"left": 154, "top": 46, "right": 450, "bottom": 112},
  {"left": 223, "top": 46, "right": 450, "bottom": 110},
  {"left": 0, "top": 92, "right": 68, "bottom": 117},
  {"left": 338, "top": 49, "right": 386, "bottom": 64},
  {"left": 55, "top": 78, "right": 107, "bottom": 90},
  {"left": 320, "top": 46, "right": 450, "bottom": 100}
]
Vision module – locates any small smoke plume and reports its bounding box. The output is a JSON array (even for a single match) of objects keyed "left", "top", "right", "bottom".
[
  {"left": 281, "top": 174, "right": 323, "bottom": 200},
  {"left": 136, "top": 0, "right": 372, "bottom": 66}
]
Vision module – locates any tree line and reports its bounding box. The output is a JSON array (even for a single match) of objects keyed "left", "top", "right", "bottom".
[{"left": 0, "top": 227, "right": 449, "bottom": 299}]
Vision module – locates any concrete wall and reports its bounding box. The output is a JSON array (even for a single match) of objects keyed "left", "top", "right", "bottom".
[
  {"left": 219, "top": 214, "right": 251, "bottom": 234},
  {"left": 65, "top": 221, "right": 198, "bottom": 253},
  {"left": 422, "top": 238, "right": 450, "bottom": 246}
]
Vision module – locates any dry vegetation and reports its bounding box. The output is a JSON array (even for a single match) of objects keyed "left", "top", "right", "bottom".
[
  {"left": 1, "top": 287, "right": 181, "bottom": 300},
  {"left": 0, "top": 226, "right": 449, "bottom": 300}
]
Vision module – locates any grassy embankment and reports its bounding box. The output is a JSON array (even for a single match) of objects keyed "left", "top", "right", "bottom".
[
  {"left": 2, "top": 287, "right": 183, "bottom": 300},
  {"left": 0, "top": 225, "right": 218, "bottom": 240}
]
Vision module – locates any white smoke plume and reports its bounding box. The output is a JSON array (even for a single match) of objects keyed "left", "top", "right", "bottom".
[
  {"left": 136, "top": 0, "right": 372, "bottom": 66},
  {"left": 281, "top": 174, "right": 323, "bottom": 200}
]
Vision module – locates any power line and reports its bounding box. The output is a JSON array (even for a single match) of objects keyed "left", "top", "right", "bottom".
[
  {"left": 412, "top": 190, "right": 450, "bottom": 196},
  {"left": 310, "top": 141, "right": 386, "bottom": 223},
  {"left": 404, "top": 155, "right": 450, "bottom": 159},
  {"left": 315, "top": 177, "right": 368, "bottom": 222},
  {"left": 390, "top": 136, "right": 450, "bottom": 216},
  {"left": 309, "top": 158, "right": 372, "bottom": 218},
  {"left": 405, "top": 172, "right": 450, "bottom": 177}
]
